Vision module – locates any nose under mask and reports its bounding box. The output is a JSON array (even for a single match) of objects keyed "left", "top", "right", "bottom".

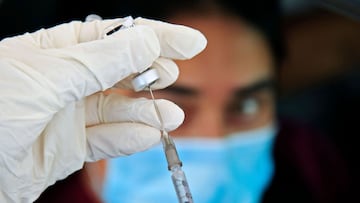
[{"left": 102, "top": 124, "right": 277, "bottom": 203}]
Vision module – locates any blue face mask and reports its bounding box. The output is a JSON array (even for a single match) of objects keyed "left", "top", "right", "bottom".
[{"left": 102, "top": 125, "right": 277, "bottom": 203}]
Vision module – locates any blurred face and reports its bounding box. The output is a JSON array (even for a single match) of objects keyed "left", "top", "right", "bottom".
[{"left": 138, "top": 14, "right": 276, "bottom": 138}]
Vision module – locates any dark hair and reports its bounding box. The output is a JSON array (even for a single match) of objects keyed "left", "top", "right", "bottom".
[
  {"left": 1, "top": 0, "right": 284, "bottom": 66},
  {"left": 110, "top": 0, "right": 285, "bottom": 67},
  {"left": 49, "top": 0, "right": 284, "bottom": 67}
]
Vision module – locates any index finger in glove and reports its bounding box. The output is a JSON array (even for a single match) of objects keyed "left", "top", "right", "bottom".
[
  {"left": 20, "top": 18, "right": 130, "bottom": 48},
  {"left": 33, "top": 16, "right": 207, "bottom": 58},
  {"left": 134, "top": 17, "right": 207, "bottom": 60},
  {"left": 86, "top": 92, "right": 184, "bottom": 132}
]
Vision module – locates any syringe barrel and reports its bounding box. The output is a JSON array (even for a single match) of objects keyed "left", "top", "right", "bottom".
[
  {"left": 162, "top": 136, "right": 182, "bottom": 170},
  {"left": 171, "top": 165, "right": 194, "bottom": 203}
]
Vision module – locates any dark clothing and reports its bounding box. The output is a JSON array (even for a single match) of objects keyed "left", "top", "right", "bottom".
[
  {"left": 35, "top": 120, "right": 353, "bottom": 203},
  {"left": 35, "top": 170, "right": 100, "bottom": 203},
  {"left": 262, "top": 120, "right": 353, "bottom": 203}
]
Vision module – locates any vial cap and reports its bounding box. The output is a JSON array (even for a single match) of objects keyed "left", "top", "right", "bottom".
[{"left": 131, "top": 68, "right": 159, "bottom": 92}]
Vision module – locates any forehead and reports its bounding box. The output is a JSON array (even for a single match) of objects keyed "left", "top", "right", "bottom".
[{"left": 171, "top": 15, "right": 274, "bottom": 90}]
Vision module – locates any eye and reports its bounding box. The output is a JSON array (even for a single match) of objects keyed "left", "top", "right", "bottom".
[
  {"left": 241, "top": 97, "right": 259, "bottom": 116},
  {"left": 225, "top": 89, "right": 275, "bottom": 130},
  {"left": 227, "top": 96, "right": 260, "bottom": 116},
  {"left": 225, "top": 95, "right": 263, "bottom": 127}
]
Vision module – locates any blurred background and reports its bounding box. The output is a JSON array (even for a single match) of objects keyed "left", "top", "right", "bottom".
[
  {"left": 278, "top": 1, "right": 360, "bottom": 188},
  {"left": 1, "top": 0, "right": 359, "bottom": 191}
]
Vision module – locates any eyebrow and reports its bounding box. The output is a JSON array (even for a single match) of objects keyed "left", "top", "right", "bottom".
[
  {"left": 161, "top": 85, "right": 198, "bottom": 96},
  {"left": 234, "top": 79, "right": 275, "bottom": 98},
  {"left": 161, "top": 78, "right": 275, "bottom": 97}
]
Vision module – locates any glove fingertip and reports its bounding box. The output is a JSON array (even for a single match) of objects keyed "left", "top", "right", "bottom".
[
  {"left": 188, "top": 29, "right": 208, "bottom": 58},
  {"left": 156, "top": 99, "right": 185, "bottom": 131},
  {"left": 134, "top": 17, "right": 208, "bottom": 59}
]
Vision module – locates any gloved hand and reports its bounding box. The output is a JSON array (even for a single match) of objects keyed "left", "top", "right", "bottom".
[{"left": 0, "top": 16, "right": 207, "bottom": 202}]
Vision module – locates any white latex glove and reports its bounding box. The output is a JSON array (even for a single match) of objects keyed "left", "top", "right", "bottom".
[{"left": 0, "top": 17, "right": 207, "bottom": 202}]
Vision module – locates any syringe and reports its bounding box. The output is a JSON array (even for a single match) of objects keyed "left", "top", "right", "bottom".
[
  {"left": 132, "top": 68, "right": 194, "bottom": 203},
  {"left": 161, "top": 132, "right": 193, "bottom": 203},
  {"left": 149, "top": 88, "right": 194, "bottom": 203}
]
